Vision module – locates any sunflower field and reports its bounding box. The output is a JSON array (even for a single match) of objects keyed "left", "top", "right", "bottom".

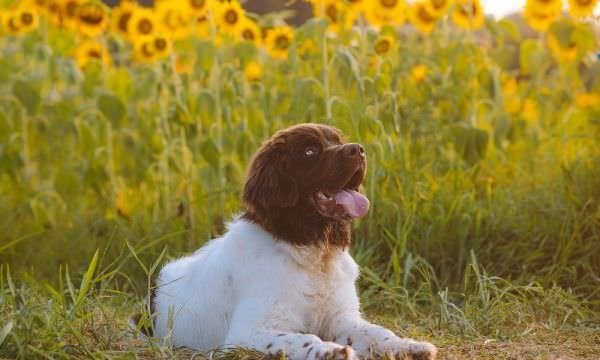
[{"left": 0, "top": 0, "right": 599, "bottom": 358}]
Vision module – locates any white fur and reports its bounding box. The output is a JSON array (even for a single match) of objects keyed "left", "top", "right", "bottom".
[{"left": 152, "top": 218, "right": 436, "bottom": 359}]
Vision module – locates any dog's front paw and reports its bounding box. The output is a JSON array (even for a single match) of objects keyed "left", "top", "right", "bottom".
[
  {"left": 310, "top": 342, "right": 357, "bottom": 360},
  {"left": 382, "top": 339, "right": 437, "bottom": 360},
  {"left": 407, "top": 341, "right": 436, "bottom": 360}
]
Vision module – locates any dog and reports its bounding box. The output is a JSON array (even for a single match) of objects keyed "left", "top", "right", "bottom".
[{"left": 139, "top": 124, "right": 437, "bottom": 359}]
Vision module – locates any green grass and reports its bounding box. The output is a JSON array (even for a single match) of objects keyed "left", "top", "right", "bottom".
[{"left": 1, "top": 15, "right": 600, "bottom": 359}]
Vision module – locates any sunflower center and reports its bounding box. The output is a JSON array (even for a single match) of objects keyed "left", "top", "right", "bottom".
[
  {"left": 21, "top": 12, "right": 34, "bottom": 25},
  {"left": 141, "top": 43, "right": 153, "bottom": 57},
  {"left": 196, "top": 15, "right": 208, "bottom": 25},
  {"left": 88, "top": 50, "right": 101, "bottom": 59},
  {"left": 8, "top": 17, "right": 20, "bottom": 31},
  {"left": 532, "top": 10, "right": 551, "bottom": 20},
  {"left": 459, "top": 2, "right": 478, "bottom": 17},
  {"left": 138, "top": 18, "right": 153, "bottom": 34},
  {"left": 164, "top": 11, "right": 184, "bottom": 30},
  {"left": 432, "top": 0, "right": 446, "bottom": 9},
  {"left": 325, "top": 4, "right": 338, "bottom": 22},
  {"left": 275, "top": 34, "right": 290, "bottom": 50},
  {"left": 118, "top": 12, "right": 132, "bottom": 32},
  {"left": 418, "top": 6, "right": 435, "bottom": 22},
  {"left": 242, "top": 28, "right": 255, "bottom": 40},
  {"left": 65, "top": 1, "right": 78, "bottom": 17},
  {"left": 80, "top": 12, "right": 104, "bottom": 25},
  {"left": 224, "top": 9, "right": 238, "bottom": 25},
  {"left": 191, "top": 0, "right": 206, "bottom": 9},
  {"left": 375, "top": 39, "right": 391, "bottom": 54},
  {"left": 154, "top": 38, "right": 167, "bottom": 51},
  {"left": 380, "top": 0, "right": 398, "bottom": 9},
  {"left": 48, "top": 2, "right": 60, "bottom": 14}
]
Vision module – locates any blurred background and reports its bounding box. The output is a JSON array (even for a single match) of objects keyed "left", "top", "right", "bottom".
[{"left": 0, "top": 0, "right": 599, "bottom": 357}]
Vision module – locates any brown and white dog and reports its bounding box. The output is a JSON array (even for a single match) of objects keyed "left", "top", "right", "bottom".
[{"left": 146, "top": 124, "right": 436, "bottom": 359}]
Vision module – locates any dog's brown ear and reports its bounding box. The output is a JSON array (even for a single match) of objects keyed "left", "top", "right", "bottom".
[{"left": 243, "top": 141, "right": 298, "bottom": 210}]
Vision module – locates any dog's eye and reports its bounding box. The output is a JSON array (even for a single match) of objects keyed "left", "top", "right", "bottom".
[{"left": 304, "top": 146, "right": 319, "bottom": 157}]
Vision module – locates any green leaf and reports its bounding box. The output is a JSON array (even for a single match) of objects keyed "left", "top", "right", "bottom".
[
  {"left": 75, "top": 250, "right": 99, "bottom": 308},
  {"left": 126, "top": 240, "right": 149, "bottom": 275},
  {"left": 0, "top": 321, "right": 13, "bottom": 348},
  {"left": 498, "top": 19, "right": 521, "bottom": 43},
  {"left": 451, "top": 125, "right": 489, "bottom": 165},
  {"left": 13, "top": 80, "right": 41, "bottom": 115},
  {"left": 97, "top": 94, "right": 126, "bottom": 124},
  {"left": 520, "top": 39, "right": 545, "bottom": 75},
  {"left": 200, "top": 138, "right": 220, "bottom": 169}
]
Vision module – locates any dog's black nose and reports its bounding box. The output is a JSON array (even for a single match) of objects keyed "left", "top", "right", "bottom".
[{"left": 343, "top": 143, "right": 365, "bottom": 158}]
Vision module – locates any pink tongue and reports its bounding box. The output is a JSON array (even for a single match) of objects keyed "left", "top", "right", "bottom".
[{"left": 332, "top": 190, "right": 370, "bottom": 218}]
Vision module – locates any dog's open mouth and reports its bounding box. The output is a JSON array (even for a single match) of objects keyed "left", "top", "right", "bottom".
[{"left": 312, "top": 170, "right": 370, "bottom": 219}]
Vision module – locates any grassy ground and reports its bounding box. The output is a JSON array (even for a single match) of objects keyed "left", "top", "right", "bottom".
[{"left": 1, "top": 2, "right": 600, "bottom": 359}]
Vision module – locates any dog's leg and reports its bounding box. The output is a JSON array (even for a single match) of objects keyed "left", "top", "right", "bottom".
[
  {"left": 325, "top": 316, "right": 437, "bottom": 360},
  {"left": 224, "top": 301, "right": 357, "bottom": 360},
  {"left": 238, "top": 331, "right": 357, "bottom": 360}
]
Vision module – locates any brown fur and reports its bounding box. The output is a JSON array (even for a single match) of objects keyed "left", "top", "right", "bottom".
[{"left": 242, "top": 124, "right": 366, "bottom": 248}]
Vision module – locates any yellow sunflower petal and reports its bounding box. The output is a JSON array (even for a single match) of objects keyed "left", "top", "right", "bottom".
[{"left": 364, "top": 0, "right": 406, "bottom": 27}]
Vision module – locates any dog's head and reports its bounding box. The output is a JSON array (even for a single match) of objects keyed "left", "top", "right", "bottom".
[{"left": 242, "top": 124, "right": 369, "bottom": 247}]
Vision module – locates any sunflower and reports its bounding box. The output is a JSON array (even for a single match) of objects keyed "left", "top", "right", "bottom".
[
  {"left": 548, "top": 35, "right": 578, "bottom": 63},
  {"left": 1, "top": 10, "right": 23, "bottom": 35},
  {"left": 452, "top": 0, "right": 484, "bottom": 30},
  {"left": 110, "top": 0, "right": 138, "bottom": 39},
  {"left": 215, "top": 0, "right": 245, "bottom": 36},
  {"left": 244, "top": 60, "right": 262, "bottom": 82},
  {"left": 133, "top": 40, "right": 155, "bottom": 62},
  {"left": 76, "top": 2, "right": 108, "bottom": 37},
  {"left": 426, "top": 0, "right": 452, "bottom": 17},
  {"left": 373, "top": 35, "right": 395, "bottom": 55},
  {"left": 524, "top": 6, "right": 560, "bottom": 32},
  {"left": 3, "top": 5, "right": 40, "bottom": 35},
  {"left": 175, "top": 54, "right": 195, "bottom": 74},
  {"left": 364, "top": 0, "right": 406, "bottom": 27},
  {"left": 547, "top": 19, "right": 586, "bottom": 63},
  {"left": 156, "top": 1, "right": 192, "bottom": 40},
  {"left": 312, "top": 0, "right": 356, "bottom": 33},
  {"left": 61, "top": 0, "right": 81, "bottom": 29},
  {"left": 526, "top": 0, "right": 562, "bottom": 12},
  {"left": 500, "top": 74, "right": 517, "bottom": 96},
  {"left": 347, "top": 0, "right": 367, "bottom": 13},
  {"left": 500, "top": 74, "right": 520, "bottom": 114},
  {"left": 128, "top": 7, "right": 159, "bottom": 41},
  {"left": 410, "top": 64, "right": 428, "bottom": 82},
  {"left": 44, "top": 0, "right": 64, "bottom": 26},
  {"left": 17, "top": 6, "right": 39, "bottom": 33},
  {"left": 521, "top": 98, "right": 539, "bottom": 123},
  {"left": 186, "top": 0, "right": 210, "bottom": 17},
  {"left": 237, "top": 18, "right": 261, "bottom": 44},
  {"left": 298, "top": 38, "right": 317, "bottom": 58},
  {"left": 192, "top": 13, "right": 211, "bottom": 37},
  {"left": 30, "top": 0, "right": 50, "bottom": 18},
  {"left": 504, "top": 97, "right": 521, "bottom": 115},
  {"left": 265, "top": 25, "right": 293, "bottom": 60},
  {"left": 574, "top": 92, "right": 600, "bottom": 108},
  {"left": 133, "top": 35, "right": 172, "bottom": 63},
  {"left": 410, "top": 1, "right": 437, "bottom": 34},
  {"left": 149, "top": 35, "right": 171, "bottom": 60},
  {"left": 74, "top": 40, "right": 111, "bottom": 70},
  {"left": 568, "top": 0, "right": 598, "bottom": 18}
]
